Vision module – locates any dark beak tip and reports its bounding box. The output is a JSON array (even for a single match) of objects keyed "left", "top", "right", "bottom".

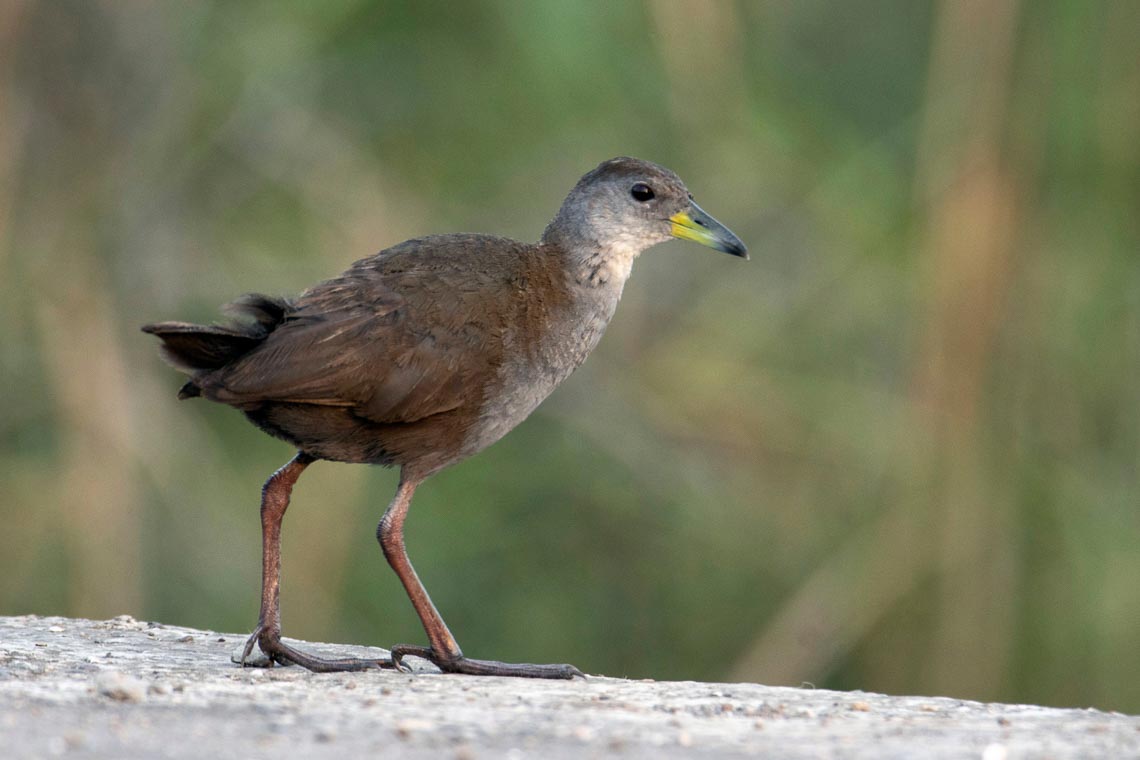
[{"left": 722, "top": 241, "right": 749, "bottom": 260}]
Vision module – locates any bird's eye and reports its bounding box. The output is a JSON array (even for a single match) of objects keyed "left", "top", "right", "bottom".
[{"left": 630, "top": 183, "right": 655, "bottom": 202}]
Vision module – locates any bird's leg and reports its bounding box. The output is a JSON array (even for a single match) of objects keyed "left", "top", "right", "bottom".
[
  {"left": 379, "top": 473, "right": 583, "bottom": 679},
  {"left": 240, "top": 451, "right": 391, "bottom": 672}
]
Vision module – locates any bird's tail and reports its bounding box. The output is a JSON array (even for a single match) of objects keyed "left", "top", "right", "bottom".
[{"left": 141, "top": 294, "right": 293, "bottom": 399}]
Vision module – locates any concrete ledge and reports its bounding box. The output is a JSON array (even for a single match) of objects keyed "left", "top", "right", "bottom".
[{"left": 1, "top": 615, "right": 1136, "bottom": 758}]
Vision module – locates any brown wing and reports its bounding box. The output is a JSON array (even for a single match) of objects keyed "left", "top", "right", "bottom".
[{"left": 203, "top": 235, "right": 528, "bottom": 425}]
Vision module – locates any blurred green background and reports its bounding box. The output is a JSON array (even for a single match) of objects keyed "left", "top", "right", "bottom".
[{"left": 1, "top": 0, "right": 1138, "bottom": 712}]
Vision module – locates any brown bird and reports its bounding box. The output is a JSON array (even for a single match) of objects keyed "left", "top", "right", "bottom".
[{"left": 143, "top": 157, "right": 747, "bottom": 679}]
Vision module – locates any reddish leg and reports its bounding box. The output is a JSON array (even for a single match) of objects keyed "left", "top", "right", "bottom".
[
  {"left": 240, "top": 452, "right": 391, "bottom": 672},
  {"left": 379, "top": 471, "right": 582, "bottom": 679}
]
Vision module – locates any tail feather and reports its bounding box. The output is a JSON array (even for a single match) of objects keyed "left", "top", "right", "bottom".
[
  {"left": 177, "top": 380, "right": 202, "bottom": 400},
  {"left": 140, "top": 322, "right": 263, "bottom": 372},
  {"left": 223, "top": 293, "right": 293, "bottom": 330},
  {"left": 142, "top": 293, "right": 294, "bottom": 381}
]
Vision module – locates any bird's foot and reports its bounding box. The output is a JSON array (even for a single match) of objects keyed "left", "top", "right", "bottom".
[
  {"left": 239, "top": 624, "right": 393, "bottom": 673},
  {"left": 389, "top": 644, "right": 584, "bottom": 679}
]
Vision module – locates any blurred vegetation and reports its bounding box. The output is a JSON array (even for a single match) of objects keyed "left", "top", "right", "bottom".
[{"left": 1, "top": 0, "right": 1138, "bottom": 712}]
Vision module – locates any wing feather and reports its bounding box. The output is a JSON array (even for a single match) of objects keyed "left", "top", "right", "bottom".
[{"left": 200, "top": 236, "right": 524, "bottom": 425}]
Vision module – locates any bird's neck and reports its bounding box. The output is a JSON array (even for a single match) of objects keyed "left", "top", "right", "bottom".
[{"left": 540, "top": 229, "right": 640, "bottom": 292}]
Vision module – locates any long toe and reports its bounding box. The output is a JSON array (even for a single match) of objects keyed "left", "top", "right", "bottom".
[
  {"left": 390, "top": 644, "right": 583, "bottom": 680},
  {"left": 245, "top": 633, "right": 393, "bottom": 673},
  {"left": 446, "top": 658, "right": 584, "bottom": 679}
]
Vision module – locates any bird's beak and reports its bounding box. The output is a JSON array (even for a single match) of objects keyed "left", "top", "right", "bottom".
[{"left": 670, "top": 200, "right": 748, "bottom": 259}]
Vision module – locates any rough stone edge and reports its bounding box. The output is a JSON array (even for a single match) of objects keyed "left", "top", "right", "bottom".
[{"left": 1, "top": 615, "right": 1138, "bottom": 760}]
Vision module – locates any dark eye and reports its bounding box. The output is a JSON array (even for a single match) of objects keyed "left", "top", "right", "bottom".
[{"left": 630, "top": 182, "right": 655, "bottom": 202}]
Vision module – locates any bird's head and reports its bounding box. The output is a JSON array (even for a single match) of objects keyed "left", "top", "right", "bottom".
[{"left": 543, "top": 157, "right": 747, "bottom": 285}]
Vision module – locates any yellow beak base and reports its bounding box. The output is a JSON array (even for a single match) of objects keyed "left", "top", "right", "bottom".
[{"left": 669, "top": 203, "right": 747, "bottom": 259}]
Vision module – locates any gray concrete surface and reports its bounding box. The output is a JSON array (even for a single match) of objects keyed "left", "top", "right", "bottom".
[{"left": 0, "top": 615, "right": 1137, "bottom": 759}]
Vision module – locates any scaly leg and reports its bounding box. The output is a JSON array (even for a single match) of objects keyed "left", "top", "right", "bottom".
[
  {"left": 239, "top": 451, "right": 391, "bottom": 672},
  {"left": 378, "top": 472, "right": 582, "bottom": 679}
]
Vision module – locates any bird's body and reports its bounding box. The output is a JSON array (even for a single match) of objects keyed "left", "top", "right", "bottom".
[
  {"left": 184, "top": 233, "right": 624, "bottom": 475},
  {"left": 143, "top": 157, "right": 746, "bottom": 678}
]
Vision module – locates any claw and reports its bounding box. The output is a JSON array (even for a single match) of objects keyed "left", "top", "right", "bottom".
[
  {"left": 390, "top": 652, "right": 411, "bottom": 674},
  {"left": 237, "top": 624, "right": 277, "bottom": 668},
  {"left": 240, "top": 633, "right": 259, "bottom": 665},
  {"left": 389, "top": 644, "right": 435, "bottom": 674}
]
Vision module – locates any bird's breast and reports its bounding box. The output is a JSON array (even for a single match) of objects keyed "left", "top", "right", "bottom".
[{"left": 461, "top": 280, "right": 622, "bottom": 456}]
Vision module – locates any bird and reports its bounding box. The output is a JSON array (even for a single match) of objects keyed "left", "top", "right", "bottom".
[{"left": 142, "top": 156, "right": 747, "bottom": 679}]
